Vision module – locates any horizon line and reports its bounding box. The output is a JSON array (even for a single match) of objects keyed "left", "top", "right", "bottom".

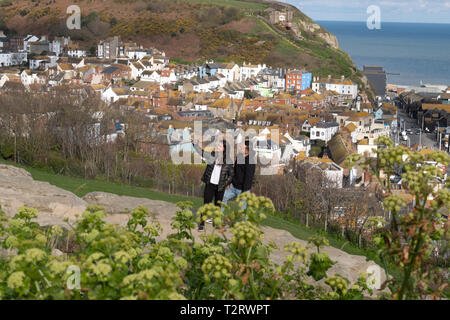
[{"left": 315, "top": 19, "right": 450, "bottom": 25}]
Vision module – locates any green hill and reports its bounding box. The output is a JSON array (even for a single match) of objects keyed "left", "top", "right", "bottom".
[{"left": 0, "top": 0, "right": 374, "bottom": 98}]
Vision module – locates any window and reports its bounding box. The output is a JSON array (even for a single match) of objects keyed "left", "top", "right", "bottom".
[{"left": 316, "top": 131, "right": 320, "bottom": 137}]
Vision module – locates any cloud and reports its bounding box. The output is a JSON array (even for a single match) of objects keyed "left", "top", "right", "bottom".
[{"left": 282, "top": 0, "right": 450, "bottom": 23}]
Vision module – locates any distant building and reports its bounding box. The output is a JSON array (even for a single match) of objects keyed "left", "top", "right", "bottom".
[
  {"left": 265, "top": 8, "right": 294, "bottom": 24},
  {"left": 97, "top": 36, "right": 123, "bottom": 59},
  {"left": 312, "top": 76, "right": 358, "bottom": 99},
  {"left": 363, "top": 66, "right": 386, "bottom": 97},
  {"left": 286, "top": 69, "right": 312, "bottom": 91},
  {"left": 310, "top": 122, "right": 339, "bottom": 143},
  {"left": 295, "top": 157, "right": 344, "bottom": 188}
]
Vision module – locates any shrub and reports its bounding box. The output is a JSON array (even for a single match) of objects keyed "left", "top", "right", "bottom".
[
  {"left": 0, "top": 194, "right": 374, "bottom": 300},
  {"left": 0, "top": 142, "right": 14, "bottom": 160}
]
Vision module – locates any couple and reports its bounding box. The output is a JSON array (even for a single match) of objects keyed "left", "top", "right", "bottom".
[{"left": 192, "top": 137, "right": 256, "bottom": 231}]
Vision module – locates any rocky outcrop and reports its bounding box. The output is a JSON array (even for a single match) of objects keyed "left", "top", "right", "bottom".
[
  {"left": 82, "top": 192, "right": 176, "bottom": 217},
  {"left": 0, "top": 164, "right": 87, "bottom": 226},
  {"left": 317, "top": 32, "right": 339, "bottom": 49},
  {"left": 297, "top": 20, "right": 340, "bottom": 49}
]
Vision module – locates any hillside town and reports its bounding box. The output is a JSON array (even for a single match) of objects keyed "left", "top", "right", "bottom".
[
  {"left": 1, "top": 32, "right": 449, "bottom": 217},
  {"left": 0, "top": 0, "right": 448, "bottom": 302}
]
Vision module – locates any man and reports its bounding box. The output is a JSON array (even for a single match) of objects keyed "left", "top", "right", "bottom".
[{"left": 222, "top": 139, "right": 255, "bottom": 209}]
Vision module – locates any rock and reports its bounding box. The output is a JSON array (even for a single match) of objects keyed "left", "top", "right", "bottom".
[
  {"left": 82, "top": 192, "right": 177, "bottom": 217},
  {"left": 261, "top": 226, "right": 387, "bottom": 296},
  {"left": 297, "top": 20, "right": 340, "bottom": 49},
  {"left": 316, "top": 32, "right": 339, "bottom": 49},
  {"left": 0, "top": 165, "right": 32, "bottom": 178},
  {"left": 0, "top": 164, "right": 87, "bottom": 227},
  {"left": 51, "top": 248, "right": 64, "bottom": 257}
]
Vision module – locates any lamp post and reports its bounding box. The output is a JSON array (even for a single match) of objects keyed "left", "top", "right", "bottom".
[{"left": 419, "top": 128, "right": 422, "bottom": 149}]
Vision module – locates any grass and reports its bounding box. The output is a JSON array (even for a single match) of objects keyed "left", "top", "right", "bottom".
[
  {"left": 0, "top": 159, "right": 203, "bottom": 208},
  {"left": 187, "top": 0, "right": 268, "bottom": 10},
  {"left": 262, "top": 213, "right": 370, "bottom": 256}
]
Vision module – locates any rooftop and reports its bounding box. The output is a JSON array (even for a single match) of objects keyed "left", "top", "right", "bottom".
[{"left": 315, "top": 122, "right": 339, "bottom": 128}]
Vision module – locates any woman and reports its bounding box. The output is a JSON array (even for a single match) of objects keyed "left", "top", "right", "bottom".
[{"left": 193, "top": 138, "right": 234, "bottom": 231}]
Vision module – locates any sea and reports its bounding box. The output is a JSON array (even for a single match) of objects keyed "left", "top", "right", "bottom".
[{"left": 316, "top": 21, "right": 450, "bottom": 86}]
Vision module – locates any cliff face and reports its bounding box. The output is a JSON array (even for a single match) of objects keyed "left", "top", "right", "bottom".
[
  {"left": 317, "top": 32, "right": 339, "bottom": 50},
  {"left": 0, "top": 0, "right": 373, "bottom": 97},
  {"left": 296, "top": 19, "right": 339, "bottom": 49}
]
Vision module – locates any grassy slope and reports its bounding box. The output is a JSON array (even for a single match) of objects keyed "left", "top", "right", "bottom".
[{"left": 184, "top": 0, "right": 269, "bottom": 10}]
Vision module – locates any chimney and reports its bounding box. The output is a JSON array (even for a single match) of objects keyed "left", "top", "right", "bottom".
[
  {"left": 341, "top": 75, "right": 345, "bottom": 81},
  {"left": 328, "top": 75, "right": 331, "bottom": 80}
]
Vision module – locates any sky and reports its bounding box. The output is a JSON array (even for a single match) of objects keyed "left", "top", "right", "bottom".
[{"left": 282, "top": 0, "right": 450, "bottom": 24}]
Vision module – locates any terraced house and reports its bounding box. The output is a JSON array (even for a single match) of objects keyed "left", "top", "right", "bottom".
[{"left": 312, "top": 76, "right": 358, "bottom": 99}]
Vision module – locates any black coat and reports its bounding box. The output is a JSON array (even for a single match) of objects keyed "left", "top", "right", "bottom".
[
  {"left": 193, "top": 142, "right": 234, "bottom": 192},
  {"left": 232, "top": 155, "right": 256, "bottom": 192}
]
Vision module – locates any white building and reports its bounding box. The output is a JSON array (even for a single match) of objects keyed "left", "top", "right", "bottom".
[
  {"left": 239, "top": 63, "right": 266, "bottom": 81},
  {"left": 68, "top": 49, "right": 87, "bottom": 58},
  {"left": 281, "top": 133, "right": 311, "bottom": 162},
  {"left": 160, "top": 68, "right": 177, "bottom": 85},
  {"left": 130, "top": 61, "right": 145, "bottom": 80},
  {"left": 312, "top": 76, "right": 358, "bottom": 99},
  {"left": 322, "top": 162, "right": 344, "bottom": 188},
  {"left": 101, "top": 87, "right": 129, "bottom": 104},
  {"left": 141, "top": 70, "right": 161, "bottom": 82},
  {"left": 49, "top": 41, "right": 61, "bottom": 56},
  {"left": 218, "top": 63, "right": 240, "bottom": 83},
  {"left": 21, "top": 70, "right": 45, "bottom": 86},
  {"left": 23, "top": 35, "right": 39, "bottom": 52},
  {"left": 297, "top": 159, "right": 344, "bottom": 188},
  {"left": 29, "top": 55, "right": 58, "bottom": 70},
  {"left": 310, "top": 122, "right": 339, "bottom": 143},
  {"left": 126, "top": 49, "right": 147, "bottom": 60},
  {"left": 0, "top": 52, "right": 28, "bottom": 67}
]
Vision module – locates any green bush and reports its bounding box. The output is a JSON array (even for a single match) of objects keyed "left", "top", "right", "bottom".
[
  {"left": 0, "top": 194, "right": 373, "bottom": 300},
  {"left": 48, "top": 155, "right": 66, "bottom": 174},
  {"left": 0, "top": 142, "right": 14, "bottom": 160}
]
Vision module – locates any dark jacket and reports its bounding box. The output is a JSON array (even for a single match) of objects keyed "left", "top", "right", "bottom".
[
  {"left": 232, "top": 154, "right": 256, "bottom": 192},
  {"left": 193, "top": 142, "right": 234, "bottom": 192}
]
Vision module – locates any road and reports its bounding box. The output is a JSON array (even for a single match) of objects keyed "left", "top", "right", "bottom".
[
  {"left": 395, "top": 109, "right": 450, "bottom": 176},
  {"left": 394, "top": 109, "right": 437, "bottom": 150}
]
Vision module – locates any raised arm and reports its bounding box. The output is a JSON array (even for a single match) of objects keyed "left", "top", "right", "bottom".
[{"left": 192, "top": 139, "right": 216, "bottom": 165}]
